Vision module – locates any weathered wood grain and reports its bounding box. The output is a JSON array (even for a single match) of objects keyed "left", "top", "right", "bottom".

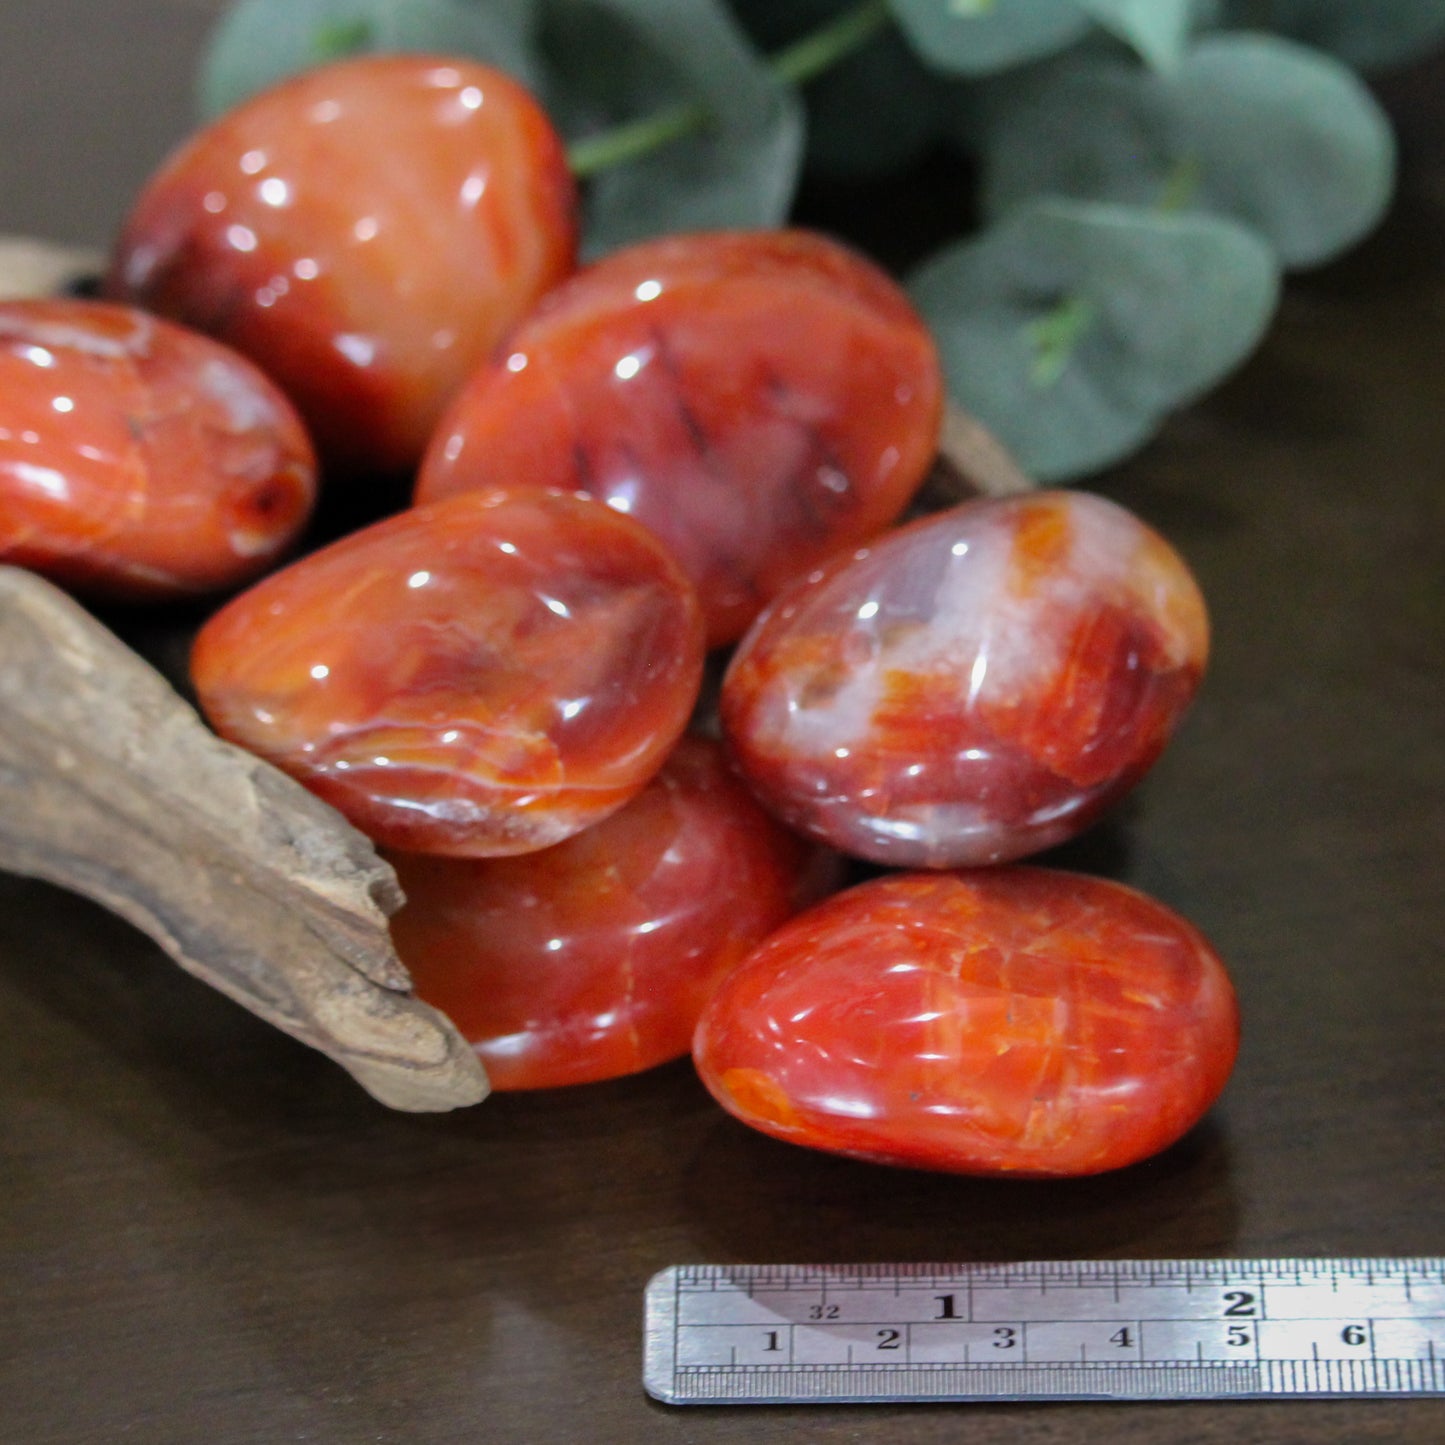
[{"left": 0, "top": 566, "right": 488, "bottom": 1112}]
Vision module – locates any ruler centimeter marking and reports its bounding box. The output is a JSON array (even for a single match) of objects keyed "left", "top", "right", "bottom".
[{"left": 643, "top": 1259, "right": 1445, "bottom": 1405}]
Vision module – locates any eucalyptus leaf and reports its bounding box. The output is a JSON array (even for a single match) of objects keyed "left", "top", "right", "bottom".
[
  {"left": 888, "top": 0, "right": 1091, "bottom": 77},
  {"left": 1217, "top": 0, "right": 1445, "bottom": 72},
  {"left": 909, "top": 198, "right": 1280, "bottom": 480},
  {"left": 537, "top": 0, "right": 803, "bottom": 257},
  {"left": 1072, "top": 0, "right": 1196, "bottom": 71},
  {"left": 982, "top": 34, "right": 1396, "bottom": 268},
  {"left": 200, "top": 0, "right": 539, "bottom": 118},
  {"left": 730, "top": 0, "right": 951, "bottom": 178}
]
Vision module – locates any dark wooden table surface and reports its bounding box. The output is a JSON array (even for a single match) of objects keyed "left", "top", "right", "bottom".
[{"left": 3, "top": 6, "right": 1443, "bottom": 1442}]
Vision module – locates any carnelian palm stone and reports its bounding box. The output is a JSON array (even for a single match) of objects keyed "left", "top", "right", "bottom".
[
  {"left": 416, "top": 229, "right": 942, "bottom": 646},
  {"left": 191, "top": 488, "right": 705, "bottom": 857},
  {"left": 106, "top": 55, "right": 577, "bottom": 474},
  {"left": 693, "top": 867, "right": 1240, "bottom": 1177},
  {"left": 389, "top": 736, "right": 836, "bottom": 1090},
  {"left": 722, "top": 490, "right": 1209, "bottom": 867},
  {"left": 0, "top": 298, "right": 315, "bottom": 599}
]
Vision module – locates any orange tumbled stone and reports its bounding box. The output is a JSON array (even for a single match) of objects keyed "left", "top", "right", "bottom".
[
  {"left": 416, "top": 229, "right": 942, "bottom": 646},
  {"left": 722, "top": 490, "right": 1209, "bottom": 867},
  {"left": 106, "top": 54, "right": 576, "bottom": 474},
  {"left": 694, "top": 868, "right": 1239, "bottom": 1176},
  {"left": 191, "top": 488, "right": 705, "bottom": 856},
  {"left": 389, "top": 736, "right": 836, "bottom": 1090},
  {"left": 0, "top": 298, "right": 315, "bottom": 599}
]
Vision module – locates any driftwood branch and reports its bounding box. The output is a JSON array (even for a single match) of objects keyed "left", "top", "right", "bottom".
[
  {"left": 0, "top": 566, "right": 489, "bottom": 1112},
  {"left": 914, "top": 401, "right": 1038, "bottom": 511},
  {"left": 0, "top": 234, "right": 106, "bottom": 299}
]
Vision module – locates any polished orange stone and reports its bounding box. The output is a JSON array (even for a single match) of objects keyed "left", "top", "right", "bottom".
[
  {"left": 0, "top": 298, "right": 315, "bottom": 600},
  {"left": 389, "top": 736, "right": 836, "bottom": 1090},
  {"left": 191, "top": 488, "right": 705, "bottom": 856},
  {"left": 106, "top": 55, "right": 577, "bottom": 475},
  {"left": 415, "top": 229, "right": 942, "bottom": 646},
  {"left": 722, "top": 491, "right": 1209, "bottom": 867},
  {"left": 694, "top": 867, "right": 1239, "bottom": 1176}
]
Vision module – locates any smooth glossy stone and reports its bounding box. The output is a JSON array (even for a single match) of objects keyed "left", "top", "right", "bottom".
[
  {"left": 694, "top": 867, "right": 1239, "bottom": 1176},
  {"left": 722, "top": 491, "right": 1209, "bottom": 867},
  {"left": 191, "top": 488, "right": 705, "bottom": 856},
  {"left": 416, "top": 229, "right": 942, "bottom": 646},
  {"left": 388, "top": 736, "right": 837, "bottom": 1090},
  {"left": 106, "top": 55, "right": 577, "bottom": 474},
  {"left": 0, "top": 298, "right": 315, "bottom": 599}
]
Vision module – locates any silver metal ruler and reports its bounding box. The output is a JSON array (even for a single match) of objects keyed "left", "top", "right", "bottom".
[{"left": 644, "top": 1258, "right": 1445, "bottom": 1405}]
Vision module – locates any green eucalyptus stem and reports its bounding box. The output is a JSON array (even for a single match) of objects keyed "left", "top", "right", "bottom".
[
  {"left": 1028, "top": 294, "right": 1096, "bottom": 387},
  {"left": 312, "top": 18, "right": 374, "bottom": 60},
  {"left": 770, "top": 0, "right": 892, "bottom": 87},
  {"left": 1157, "top": 152, "right": 1203, "bottom": 213},
  {"left": 1028, "top": 155, "right": 1204, "bottom": 388},
  {"left": 566, "top": 101, "right": 710, "bottom": 180},
  {"left": 567, "top": 0, "right": 893, "bottom": 179}
]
